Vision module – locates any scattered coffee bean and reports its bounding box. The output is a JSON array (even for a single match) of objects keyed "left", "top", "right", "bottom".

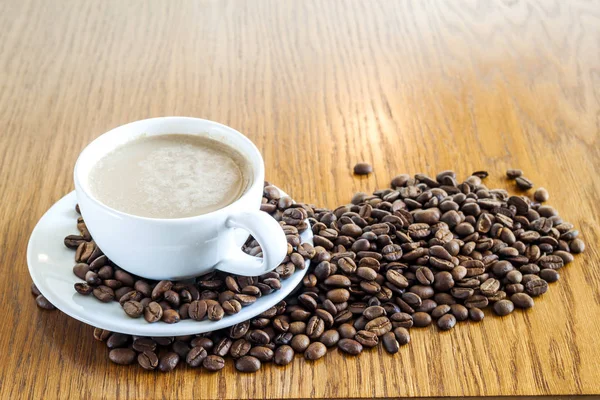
[
  {"left": 534, "top": 187, "right": 549, "bottom": 202},
  {"left": 515, "top": 176, "right": 534, "bottom": 190},
  {"left": 382, "top": 332, "right": 400, "bottom": 354},
  {"left": 54, "top": 174, "right": 584, "bottom": 374},
  {"left": 353, "top": 162, "right": 373, "bottom": 175},
  {"left": 203, "top": 355, "right": 225, "bottom": 371},
  {"left": 493, "top": 300, "right": 515, "bottom": 316},
  {"left": 35, "top": 295, "right": 55, "bottom": 310},
  {"left": 109, "top": 348, "right": 136, "bottom": 365},
  {"left": 305, "top": 342, "right": 327, "bottom": 360},
  {"left": 506, "top": 169, "right": 523, "bottom": 179},
  {"left": 235, "top": 355, "right": 261, "bottom": 372}
]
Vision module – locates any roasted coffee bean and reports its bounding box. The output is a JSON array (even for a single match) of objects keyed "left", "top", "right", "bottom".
[
  {"left": 511, "top": 293, "right": 534, "bottom": 309},
  {"left": 109, "top": 348, "right": 136, "bottom": 365},
  {"left": 540, "top": 269, "right": 559, "bottom": 283},
  {"left": 92, "top": 285, "right": 114, "bottom": 302},
  {"left": 355, "top": 330, "right": 379, "bottom": 347},
  {"left": 493, "top": 299, "right": 515, "bottom": 316},
  {"left": 249, "top": 346, "right": 274, "bottom": 362},
  {"left": 506, "top": 169, "right": 523, "bottom": 179},
  {"left": 151, "top": 280, "right": 173, "bottom": 300},
  {"left": 320, "top": 329, "right": 340, "bottom": 347},
  {"left": 74, "top": 282, "right": 93, "bottom": 295},
  {"left": 123, "top": 301, "right": 143, "bottom": 318},
  {"left": 534, "top": 187, "right": 549, "bottom": 202},
  {"left": 161, "top": 309, "right": 180, "bottom": 324},
  {"left": 235, "top": 356, "right": 261, "bottom": 372},
  {"left": 186, "top": 345, "right": 208, "bottom": 367},
  {"left": 382, "top": 332, "right": 400, "bottom": 354},
  {"left": 290, "top": 334, "right": 310, "bottom": 352},
  {"left": 338, "top": 338, "right": 363, "bottom": 355},
  {"left": 305, "top": 342, "right": 327, "bottom": 360},
  {"left": 207, "top": 302, "right": 225, "bottom": 321},
  {"left": 247, "top": 329, "right": 270, "bottom": 345},
  {"left": 338, "top": 323, "right": 357, "bottom": 339},
  {"left": 64, "top": 234, "right": 86, "bottom": 249},
  {"left": 437, "top": 314, "right": 456, "bottom": 331},
  {"left": 144, "top": 302, "right": 163, "bottom": 323},
  {"left": 93, "top": 328, "right": 111, "bottom": 341},
  {"left": 365, "top": 316, "right": 392, "bottom": 336},
  {"left": 570, "top": 238, "right": 585, "bottom": 254},
  {"left": 203, "top": 355, "right": 225, "bottom": 371},
  {"left": 525, "top": 279, "right": 548, "bottom": 297},
  {"left": 431, "top": 304, "right": 451, "bottom": 319},
  {"left": 450, "top": 304, "right": 469, "bottom": 321},
  {"left": 132, "top": 338, "right": 156, "bottom": 353},
  {"left": 412, "top": 312, "right": 432, "bottom": 327},
  {"left": 214, "top": 338, "right": 233, "bottom": 357},
  {"left": 172, "top": 341, "right": 191, "bottom": 358},
  {"left": 468, "top": 307, "right": 485, "bottom": 322},
  {"left": 191, "top": 337, "right": 214, "bottom": 350},
  {"left": 363, "top": 306, "right": 386, "bottom": 320},
  {"left": 138, "top": 351, "right": 159, "bottom": 370},
  {"left": 515, "top": 176, "right": 534, "bottom": 190},
  {"left": 393, "top": 327, "right": 410, "bottom": 345},
  {"left": 274, "top": 345, "right": 295, "bottom": 365},
  {"left": 106, "top": 333, "right": 129, "bottom": 349}
]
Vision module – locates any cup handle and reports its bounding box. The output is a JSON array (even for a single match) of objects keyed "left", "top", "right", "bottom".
[{"left": 214, "top": 210, "right": 288, "bottom": 276}]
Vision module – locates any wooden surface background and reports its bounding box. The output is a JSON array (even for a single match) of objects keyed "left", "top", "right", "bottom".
[{"left": 1, "top": 0, "right": 599, "bottom": 398}]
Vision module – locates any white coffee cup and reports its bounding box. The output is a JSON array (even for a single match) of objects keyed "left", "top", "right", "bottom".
[{"left": 74, "top": 117, "right": 288, "bottom": 280}]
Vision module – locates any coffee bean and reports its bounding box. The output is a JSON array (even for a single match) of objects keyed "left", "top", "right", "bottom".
[
  {"left": 511, "top": 293, "right": 534, "bottom": 309},
  {"left": 144, "top": 302, "right": 163, "bottom": 323},
  {"left": 188, "top": 300, "right": 208, "bottom": 321},
  {"left": 305, "top": 342, "right": 327, "bottom": 360},
  {"left": 493, "top": 299, "right": 515, "bottom": 316},
  {"left": 353, "top": 162, "right": 373, "bottom": 175},
  {"left": 93, "top": 328, "right": 111, "bottom": 341},
  {"left": 74, "top": 282, "right": 93, "bottom": 295},
  {"left": 431, "top": 304, "right": 451, "bottom": 319},
  {"left": 468, "top": 307, "right": 485, "bottom": 322},
  {"left": 570, "top": 238, "right": 585, "bottom": 254},
  {"left": 437, "top": 314, "right": 456, "bottom": 330},
  {"left": 207, "top": 302, "right": 225, "bottom": 321},
  {"left": 106, "top": 333, "right": 128, "bottom": 349},
  {"left": 363, "top": 306, "right": 386, "bottom": 320},
  {"left": 64, "top": 234, "right": 86, "bottom": 249},
  {"left": 338, "top": 338, "right": 363, "bottom": 355},
  {"left": 191, "top": 337, "right": 213, "bottom": 350},
  {"left": 365, "top": 316, "right": 392, "bottom": 336},
  {"left": 412, "top": 312, "right": 432, "bottom": 327},
  {"left": 186, "top": 346, "right": 207, "bottom": 367},
  {"left": 506, "top": 169, "right": 523, "bottom": 179},
  {"left": 393, "top": 327, "right": 410, "bottom": 345},
  {"left": 214, "top": 337, "right": 233, "bottom": 357},
  {"left": 138, "top": 351, "right": 159, "bottom": 370},
  {"left": 450, "top": 304, "right": 469, "bottom": 321},
  {"left": 92, "top": 286, "right": 114, "bottom": 302},
  {"left": 151, "top": 280, "right": 173, "bottom": 300},
  {"left": 540, "top": 269, "right": 559, "bottom": 283},
  {"left": 73, "top": 263, "right": 91, "bottom": 280},
  {"left": 525, "top": 279, "right": 548, "bottom": 296},
  {"left": 338, "top": 323, "right": 357, "bottom": 339},
  {"left": 203, "top": 355, "right": 225, "bottom": 371},
  {"left": 132, "top": 338, "right": 156, "bottom": 353},
  {"left": 109, "top": 348, "right": 136, "bottom": 365},
  {"left": 158, "top": 351, "right": 180, "bottom": 372},
  {"left": 382, "top": 332, "right": 400, "bottom": 354},
  {"left": 290, "top": 334, "right": 310, "bottom": 352},
  {"left": 355, "top": 330, "right": 379, "bottom": 347},
  {"left": 320, "top": 329, "right": 340, "bottom": 347},
  {"left": 123, "top": 301, "right": 143, "bottom": 318},
  {"left": 236, "top": 355, "right": 261, "bottom": 372},
  {"left": 274, "top": 345, "right": 294, "bottom": 365},
  {"left": 515, "top": 176, "right": 534, "bottom": 190},
  {"left": 534, "top": 187, "right": 549, "bottom": 202}
]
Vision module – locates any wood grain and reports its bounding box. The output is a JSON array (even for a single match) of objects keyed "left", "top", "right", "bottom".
[{"left": 1, "top": 0, "right": 599, "bottom": 398}]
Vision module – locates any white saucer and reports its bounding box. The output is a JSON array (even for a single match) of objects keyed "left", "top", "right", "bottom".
[{"left": 27, "top": 189, "right": 312, "bottom": 336}]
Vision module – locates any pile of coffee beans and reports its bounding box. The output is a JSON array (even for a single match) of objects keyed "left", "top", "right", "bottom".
[
  {"left": 33, "top": 170, "right": 585, "bottom": 373},
  {"left": 61, "top": 189, "right": 312, "bottom": 323}
]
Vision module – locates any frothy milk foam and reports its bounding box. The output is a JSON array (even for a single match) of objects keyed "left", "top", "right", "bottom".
[{"left": 88, "top": 134, "right": 250, "bottom": 218}]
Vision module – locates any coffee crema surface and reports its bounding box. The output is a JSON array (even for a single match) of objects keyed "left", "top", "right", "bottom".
[{"left": 88, "top": 134, "right": 250, "bottom": 218}]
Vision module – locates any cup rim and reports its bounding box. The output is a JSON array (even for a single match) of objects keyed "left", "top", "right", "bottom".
[{"left": 74, "top": 116, "right": 264, "bottom": 223}]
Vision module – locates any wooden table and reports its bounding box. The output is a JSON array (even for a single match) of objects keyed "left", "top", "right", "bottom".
[{"left": 1, "top": 0, "right": 599, "bottom": 398}]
